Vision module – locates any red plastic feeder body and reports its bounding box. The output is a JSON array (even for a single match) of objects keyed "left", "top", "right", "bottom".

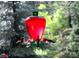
[{"left": 25, "top": 16, "right": 46, "bottom": 41}]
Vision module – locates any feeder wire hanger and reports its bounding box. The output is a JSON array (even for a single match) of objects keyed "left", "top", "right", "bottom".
[{"left": 32, "top": 1, "right": 39, "bottom": 16}]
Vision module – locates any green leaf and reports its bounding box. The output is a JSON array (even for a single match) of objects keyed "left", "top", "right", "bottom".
[{"left": 38, "top": 4, "right": 46, "bottom": 9}]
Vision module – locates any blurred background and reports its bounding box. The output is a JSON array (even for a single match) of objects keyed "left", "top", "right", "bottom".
[{"left": 0, "top": 1, "right": 79, "bottom": 58}]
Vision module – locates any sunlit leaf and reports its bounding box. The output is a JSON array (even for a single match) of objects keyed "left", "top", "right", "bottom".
[{"left": 38, "top": 4, "right": 46, "bottom": 9}]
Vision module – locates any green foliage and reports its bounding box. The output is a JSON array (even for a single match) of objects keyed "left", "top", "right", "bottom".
[
  {"left": 52, "top": 8, "right": 68, "bottom": 33},
  {"left": 33, "top": 48, "right": 48, "bottom": 56},
  {"left": 38, "top": 4, "right": 68, "bottom": 40},
  {"left": 38, "top": 4, "right": 46, "bottom": 10}
]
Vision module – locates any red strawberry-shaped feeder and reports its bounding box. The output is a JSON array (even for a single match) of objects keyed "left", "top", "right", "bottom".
[{"left": 24, "top": 11, "right": 46, "bottom": 47}]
